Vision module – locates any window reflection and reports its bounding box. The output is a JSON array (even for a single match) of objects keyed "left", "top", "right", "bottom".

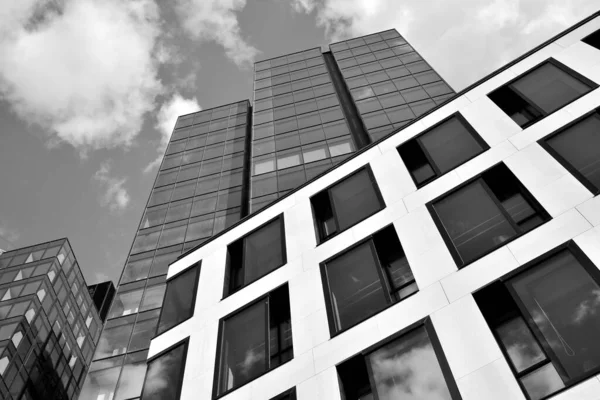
[{"left": 141, "top": 340, "right": 187, "bottom": 400}]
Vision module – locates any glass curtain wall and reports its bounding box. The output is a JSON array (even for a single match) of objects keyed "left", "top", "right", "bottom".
[{"left": 82, "top": 101, "right": 251, "bottom": 400}]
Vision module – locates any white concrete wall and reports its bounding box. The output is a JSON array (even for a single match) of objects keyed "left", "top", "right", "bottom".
[{"left": 152, "top": 15, "right": 600, "bottom": 400}]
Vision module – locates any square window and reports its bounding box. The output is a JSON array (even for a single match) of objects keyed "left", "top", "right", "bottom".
[
  {"left": 322, "top": 225, "right": 417, "bottom": 333},
  {"left": 541, "top": 111, "right": 600, "bottom": 194},
  {"left": 378, "top": 92, "right": 406, "bottom": 109},
  {"left": 320, "top": 107, "right": 343, "bottom": 123},
  {"left": 215, "top": 285, "right": 292, "bottom": 396},
  {"left": 323, "top": 120, "right": 350, "bottom": 139},
  {"left": 363, "top": 110, "right": 391, "bottom": 129},
  {"left": 275, "top": 131, "right": 301, "bottom": 151},
  {"left": 278, "top": 165, "right": 306, "bottom": 192},
  {"left": 157, "top": 264, "right": 200, "bottom": 335},
  {"left": 303, "top": 142, "right": 329, "bottom": 163},
  {"left": 398, "top": 114, "right": 488, "bottom": 187},
  {"left": 297, "top": 111, "right": 322, "bottom": 129},
  {"left": 252, "top": 172, "right": 277, "bottom": 198},
  {"left": 273, "top": 104, "right": 296, "bottom": 121},
  {"left": 313, "top": 83, "right": 334, "bottom": 97},
  {"left": 356, "top": 97, "right": 383, "bottom": 114},
  {"left": 337, "top": 321, "right": 460, "bottom": 400},
  {"left": 489, "top": 60, "right": 596, "bottom": 128},
  {"left": 254, "top": 122, "right": 274, "bottom": 139},
  {"left": 274, "top": 117, "right": 298, "bottom": 135},
  {"left": 328, "top": 136, "right": 354, "bottom": 157},
  {"left": 140, "top": 339, "right": 188, "bottom": 400},
  {"left": 294, "top": 98, "right": 318, "bottom": 115},
  {"left": 475, "top": 243, "right": 600, "bottom": 400},
  {"left": 311, "top": 167, "right": 384, "bottom": 242},
  {"left": 429, "top": 163, "right": 550, "bottom": 267},
  {"left": 299, "top": 125, "right": 326, "bottom": 144},
  {"left": 272, "top": 93, "right": 294, "bottom": 108},
  {"left": 317, "top": 94, "right": 339, "bottom": 109},
  {"left": 291, "top": 78, "right": 311, "bottom": 92},
  {"left": 277, "top": 149, "right": 302, "bottom": 170},
  {"left": 185, "top": 214, "right": 214, "bottom": 242}
]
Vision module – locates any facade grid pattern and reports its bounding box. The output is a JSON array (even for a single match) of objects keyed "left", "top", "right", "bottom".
[
  {"left": 0, "top": 239, "right": 102, "bottom": 399},
  {"left": 81, "top": 101, "right": 251, "bottom": 400},
  {"left": 330, "top": 29, "right": 455, "bottom": 142}
]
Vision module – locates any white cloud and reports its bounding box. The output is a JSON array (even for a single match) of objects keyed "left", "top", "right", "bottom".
[
  {"left": 0, "top": 223, "right": 20, "bottom": 251},
  {"left": 174, "top": 0, "right": 259, "bottom": 68},
  {"left": 290, "top": 0, "right": 599, "bottom": 90},
  {"left": 143, "top": 93, "right": 200, "bottom": 173},
  {"left": 94, "top": 161, "right": 131, "bottom": 212},
  {"left": 0, "top": 0, "right": 163, "bottom": 153}
]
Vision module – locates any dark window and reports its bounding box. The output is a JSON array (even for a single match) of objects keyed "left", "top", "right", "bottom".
[
  {"left": 398, "top": 114, "right": 488, "bottom": 187},
  {"left": 582, "top": 28, "right": 600, "bottom": 50},
  {"left": 225, "top": 216, "right": 286, "bottom": 296},
  {"left": 311, "top": 167, "right": 385, "bottom": 243},
  {"left": 475, "top": 242, "right": 600, "bottom": 400},
  {"left": 337, "top": 320, "right": 461, "bottom": 400},
  {"left": 156, "top": 263, "right": 201, "bottom": 335},
  {"left": 270, "top": 388, "right": 296, "bottom": 400},
  {"left": 321, "top": 225, "right": 417, "bottom": 334},
  {"left": 429, "top": 163, "right": 550, "bottom": 267},
  {"left": 215, "top": 285, "right": 293, "bottom": 397},
  {"left": 489, "top": 60, "right": 596, "bottom": 128},
  {"left": 140, "top": 339, "right": 188, "bottom": 400},
  {"left": 540, "top": 110, "right": 600, "bottom": 195}
]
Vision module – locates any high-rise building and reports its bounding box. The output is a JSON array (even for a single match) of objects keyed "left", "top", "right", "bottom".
[
  {"left": 0, "top": 238, "right": 103, "bottom": 399},
  {"left": 81, "top": 29, "right": 451, "bottom": 400},
  {"left": 138, "top": 11, "right": 600, "bottom": 400},
  {"left": 87, "top": 282, "right": 116, "bottom": 323}
]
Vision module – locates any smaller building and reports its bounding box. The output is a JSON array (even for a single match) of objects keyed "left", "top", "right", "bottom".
[
  {"left": 0, "top": 238, "right": 103, "bottom": 399},
  {"left": 87, "top": 281, "right": 116, "bottom": 323}
]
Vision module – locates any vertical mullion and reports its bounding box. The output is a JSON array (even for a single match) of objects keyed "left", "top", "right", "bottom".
[
  {"left": 369, "top": 240, "right": 393, "bottom": 305},
  {"left": 264, "top": 296, "right": 271, "bottom": 371},
  {"left": 479, "top": 178, "right": 521, "bottom": 233},
  {"left": 326, "top": 188, "right": 340, "bottom": 234},
  {"left": 509, "top": 84, "right": 546, "bottom": 117},
  {"left": 416, "top": 136, "right": 442, "bottom": 177}
]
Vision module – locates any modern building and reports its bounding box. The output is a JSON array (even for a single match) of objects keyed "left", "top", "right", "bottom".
[
  {"left": 81, "top": 28, "right": 453, "bottom": 399},
  {"left": 87, "top": 282, "right": 116, "bottom": 323},
  {"left": 0, "top": 238, "right": 103, "bottom": 399},
  {"left": 141, "top": 11, "right": 600, "bottom": 400}
]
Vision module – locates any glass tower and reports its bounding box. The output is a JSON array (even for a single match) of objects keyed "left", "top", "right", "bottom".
[
  {"left": 81, "top": 101, "right": 251, "bottom": 400},
  {"left": 82, "top": 29, "right": 453, "bottom": 400},
  {"left": 0, "top": 239, "right": 102, "bottom": 399}
]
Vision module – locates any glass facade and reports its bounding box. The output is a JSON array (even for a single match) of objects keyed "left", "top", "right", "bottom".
[
  {"left": 0, "top": 239, "right": 102, "bottom": 399},
  {"left": 251, "top": 48, "right": 357, "bottom": 212},
  {"left": 82, "top": 101, "right": 251, "bottom": 400},
  {"left": 330, "top": 29, "right": 455, "bottom": 142}
]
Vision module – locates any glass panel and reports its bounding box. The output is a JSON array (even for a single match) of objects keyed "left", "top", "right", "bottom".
[
  {"left": 512, "top": 62, "right": 592, "bottom": 114},
  {"left": 368, "top": 325, "right": 453, "bottom": 400},
  {"left": 520, "top": 363, "right": 565, "bottom": 400},
  {"left": 141, "top": 341, "right": 187, "bottom": 400},
  {"left": 95, "top": 316, "right": 135, "bottom": 358},
  {"left": 496, "top": 317, "right": 546, "bottom": 373},
  {"left": 326, "top": 242, "right": 388, "bottom": 331},
  {"left": 108, "top": 287, "right": 144, "bottom": 319},
  {"left": 130, "top": 310, "right": 160, "bottom": 352},
  {"left": 243, "top": 218, "right": 284, "bottom": 284},
  {"left": 140, "top": 284, "right": 166, "bottom": 311},
  {"left": 433, "top": 180, "right": 517, "bottom": 264},
  {"left": 509, "top": 249, "right": 600, "bottom": 380},
  {"left": 546, "top": 113, "right": 600, "bottom": 191},
  {"left": 157, "top": 266, "right": 200, "bottom": 335},
  {"left": 420, "top": 117, "right": 485, "bottom": 174},
  {"left": 218, "top": 300, "right": 267, "bottom": 395},
  {"left": 114, "top": 351, "right": 148, "bottom": 400},
  {"left": 330, "top": 169, "right": 383, "bottom": 231},
  {"left": 80, "top": 357, "right": 123, "bottom": 400}
]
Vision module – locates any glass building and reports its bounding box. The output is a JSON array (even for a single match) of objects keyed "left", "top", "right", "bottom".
[
  {"left": 87, "top": 282, "right": 116, "bottom": 323},
  {"left": 81, "top": 101, "right": 251, "bottom": 400},
  {"left": 83, "top": 29, "right": 453, "bottom": 399},
  {"left": 0, "top": 239, "right": 102, "bottom": 399}
]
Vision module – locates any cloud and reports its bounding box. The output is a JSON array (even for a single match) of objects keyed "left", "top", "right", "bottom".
[
  {"left": 0, "top": 223, "right": 20, "bottom": 251},
  {"left": 94, "top": 161, "right": 131, "bottom": 212},
  {"left": 0, "top": 0, "right": 163, "bottom": 153},
  {"left": 143, "top": 93, "right": 200, "bottom": 173},
  {"left": 174, "top": 0, "right": 259, "bottom": 68},
  {"left": 289, "top": 0, "right": 599, "bottom": 90}
]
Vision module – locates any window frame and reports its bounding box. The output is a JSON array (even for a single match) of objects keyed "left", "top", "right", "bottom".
[
  {"left": 154, "top": 262, "right": 201, "bottom": 338},
  {"left": 223, "top": 215, "right": 287, "bottom": 298},
  {"left": 310, "top": 166, "right": 386, "bottom": 245},
  {"left": 398, "top": 112, "right": 490, "bottom": 188},
  {"left": 139, "top": 336, "right": 189, "bottom": 400},
  {"left": 320, "top": 225, "right": 418, "bottom": 336},
  {"left": 538, "top": 108, "right": 600, "bottom": 196},
  {"left": 213, "top": 284, "right": 293, "bottom": 399},
  {"left": 478, "top": 240, "right": 600, "bottom": 400},
  {"left": 338, "top": 317, "right": 463, "bottom": 400},
  {"left": 488, "top": 58, "right": 598, "bottom": 129},
  {"left": 427, "top": 162, "right": 551, "bottom": 269},
  {"left": 270, "top": 387, "right": 296, "bottom": 400}
]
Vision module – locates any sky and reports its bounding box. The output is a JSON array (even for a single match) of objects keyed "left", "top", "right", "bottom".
[{"left": 0, "top": 0, "right": 598, "bottom": 286}]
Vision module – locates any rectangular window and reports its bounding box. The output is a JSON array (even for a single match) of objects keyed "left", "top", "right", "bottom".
[
  {"left": 270, "top": 388, "right": 296, "bottom": 400},
  {"left": 311, "top": 167, "right": 385, "bottom": 243},
  {"left": 156, "top": 263, "right": 201, "bottom": 335},
  {"left": 475, "top": 242, "right": 600, "bottom": 400},
  {"left": 215, "top": 285, "right": 293, "bottom": 397},
  {"left": 539, "top": 110, "right": 600, "bottom": 195},
  {"left": 224, "top": 216, "right": 286, "bottom": 296},
  {"left": 140, "top": 338, "right": 188, "bottom": 400},
  {"left": 488, "top": 59, "right": 596, "bottom": 128},
  {"left": 428, "top": 163, "right": 550, "bottom": 267},
  {"left": 337, "top": 319, "right": 461, "bottom": 400},
  {"left": 321, "top": 225, "right": 417, "bottom": 334},
  {"left": 582, "top": 28, "right": 600, "bottom": 50},
  {"left": 398, "top": 114, "right": 488, "bottom": 187}
]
